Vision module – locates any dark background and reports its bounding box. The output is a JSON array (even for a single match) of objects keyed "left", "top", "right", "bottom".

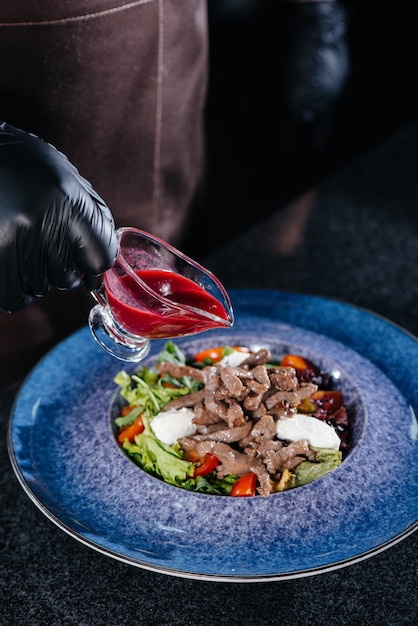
[{"left": 202, "top": 0, "right": 418, "bottom": 254}]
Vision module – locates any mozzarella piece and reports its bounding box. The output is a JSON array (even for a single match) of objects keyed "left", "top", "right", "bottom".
[
  {"left": 218, "top": 349, "right": 249, "bottom": 367},
  {"left": 276, "top": 413, "right": 340, "bottom": 450},
  {"left": 151, "top": 407, "right": 196, "bottom": 445}
]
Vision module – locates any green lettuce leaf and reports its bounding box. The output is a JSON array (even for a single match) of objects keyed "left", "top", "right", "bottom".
[
  {"left": 289, "top": 448, "right": 342, "bottom": 488},
  {"left": 114, "top": 367, "right": 191, "bottom": 419},
  {"left": 122, "top": 415, "right": 194, "bottom": 486},
  {"left": 114, "top": 341, "right": 202, "bottom": 421},
  {"left": 114, "top": 405, "right": 143, "bottom": 428}
]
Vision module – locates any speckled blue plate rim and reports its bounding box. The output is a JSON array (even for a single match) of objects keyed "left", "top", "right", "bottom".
[{"left": 7, "top": 289, "right": 418, "bottom": 582}]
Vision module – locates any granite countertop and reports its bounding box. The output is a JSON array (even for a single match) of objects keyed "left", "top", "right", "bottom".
[{"left": 1, "top": 122, "right": 417, "bottom": 625}]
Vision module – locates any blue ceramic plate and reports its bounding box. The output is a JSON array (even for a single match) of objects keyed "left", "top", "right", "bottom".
[{"left": 8, "top": 289, "right": 418, "bottom": 582}]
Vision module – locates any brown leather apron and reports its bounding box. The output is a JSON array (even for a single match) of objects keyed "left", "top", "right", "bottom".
[{"left": 0, "top": 0, "right": 208, "bottom": 386}]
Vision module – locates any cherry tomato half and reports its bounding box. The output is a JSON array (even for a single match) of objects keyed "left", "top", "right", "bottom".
[
  {"left": 193, "top": 453, "right": 219, "bottom": 477},
  {"left": 231, "top": 472, "right": 257, "bottom": 497},
  {"left": 194, "top": 346, "right": 250, "bottom": 364},
  {"left": 193, "top": 347, "right": 225, "bottom": 363},
  {"left": 117, "top": 415, "right": 145, "bottom": 444},
  {"left": 280, "top": 354, "right": 317, "bottom": 374}
]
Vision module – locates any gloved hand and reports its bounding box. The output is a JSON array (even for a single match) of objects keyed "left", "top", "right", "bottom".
[{"left": 0, "top": 122, "right": 118, "bottom": 313}]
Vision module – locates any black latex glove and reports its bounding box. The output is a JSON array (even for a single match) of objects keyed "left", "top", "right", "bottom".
[
  {"left": 0, "top": 122, "right": 118, "bottom": 313},
  {"left": 278, "top": 0, "right": 350, "bottom": 122}
]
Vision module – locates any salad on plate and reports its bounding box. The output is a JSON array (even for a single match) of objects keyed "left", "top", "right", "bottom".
[{"left": 113, "top": 341, "right": 351, "bottom": 497}]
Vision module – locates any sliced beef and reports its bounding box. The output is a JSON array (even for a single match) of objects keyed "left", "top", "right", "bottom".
[
  {"left": 252, "top": 364, "right": 271, "bottom": 387},
  {"left": 212, "top": 442, "right": 261, "bottom": 478},
  {"left": 158, "top": 348, "right": 333, "bottom": 496},
  {"left": 157, "top": 362, "right": 205, "bottom": 382},
  {"left": 226, "top": 400, "right": 246, "bottom": 428},
  {"left": 239, "top": 348, "right": 272, "bottom": 367},
  {"left": 219, "top": 366, "right": 247, "bottom": 398},
  {"left": 178, "top": 421, "right": 252, "bottom": 448},
  {"left": 249, "top": 414, "right": 276, "bottom": 441},
  {"left": 163, "top": 388, "right": 205, "bottom": 410},
  {"left": 204, "top": 366, "right": 228, "bottom": 421},
  {"left": 264, "top": 440, "right": 310, "bottom": 473},
  {"left": 192, "top": 400, "right": 223, "bottom": 426},
  {"left": 269, "top": 366, "right": 300, "bottom": 391},
  {"left": 265, "top": 383, "right": 317, "bottom": 411},
  {"left": 252, "top": 464, "right": 272, "bottom": 498}
]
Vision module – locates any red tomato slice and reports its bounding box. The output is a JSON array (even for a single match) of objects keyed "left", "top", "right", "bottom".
[
  {"left": 193, "top": 453, "right": 219, "bottom": 477},
  {"left": 117, "top": 415, "right": 145, "bottom": 444},
  {"left": 193, "top": 347, "right": 225, "bottom": 363},
  {"left": 194, "top": 346, "right": 250, "bottom": 364},
  {"left": 280, "top": 354, "right": 317, "bottom": 374},
  {"left": 231, "top": 472, "right": 257, "bottom": 497}
]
